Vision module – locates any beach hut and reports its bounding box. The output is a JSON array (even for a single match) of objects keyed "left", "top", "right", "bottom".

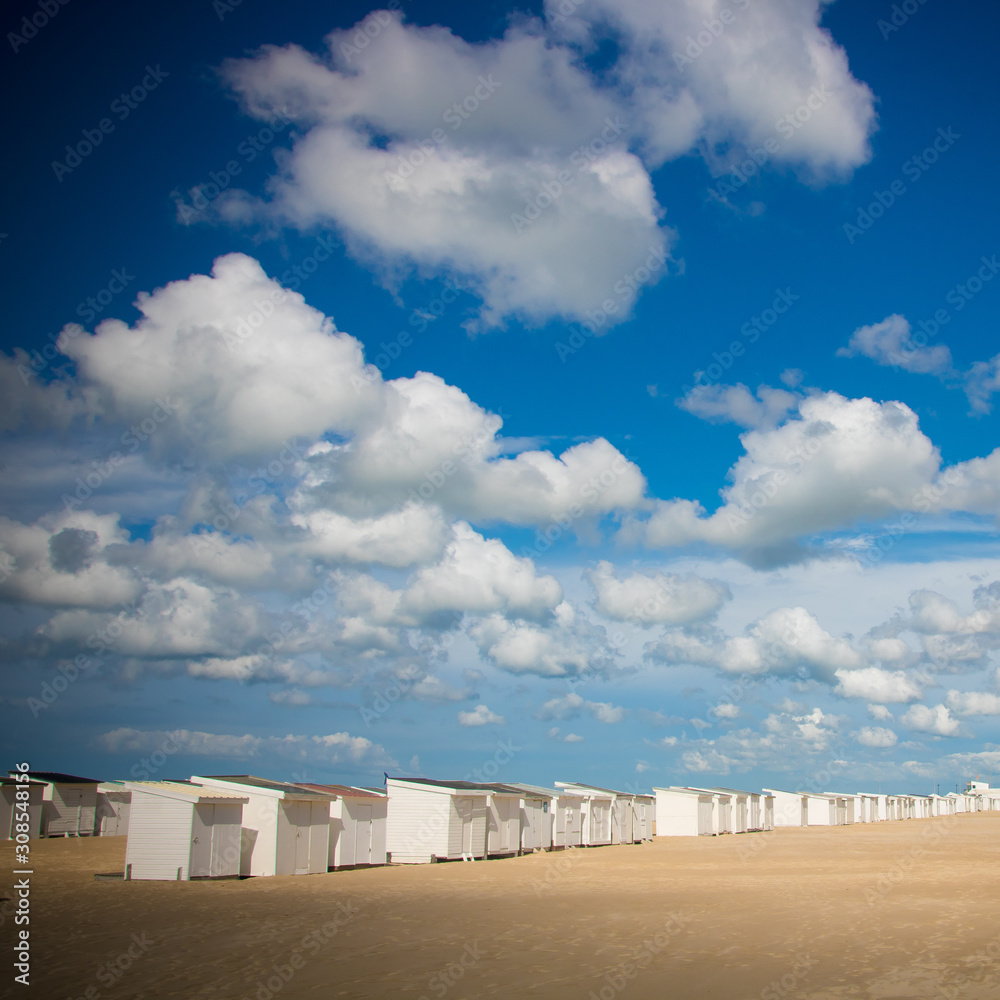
[
  {"left": 763, "top": 788, "right": 807, "bottom": 827},
  {"left": 95, "top": 781, "right": 132, "bottom": 836},
  {"left": 552, "top": 791, "right": 584, "bottom": 848},
  {"left": 9, "top": 771, "right": 100, "bottom": 837},
  {"left": 384, "top": 777, "right": 523, "bottom": 864},
  {"left": 705, "top": 788, "right": 753, "bottom": 833},
  {"left": 504, "top": 783, "right": 560, "bottom": 852},
  {"left": 653, "top": 787, "right": 718, "bottom": 837},
  {"left": 296, "top": 784, "right": 387, "bottom": 869},
  {"left": 554, "top": 783, "right": 640, "bottom": 844},
  {"left": 0, "top": 777, "right": 45, "bottom": 840},
  {"left": 553, "top": 783, "right": 615, "bottom": 846},
  {"left": 190, "top": 775, "right": 334, "bottom": 877},
  {"left": 124, "top": 781, "right": 247, "bottom": 880},
  {"left": 632, "top": 793, "right": 655, "bottom": 841}
]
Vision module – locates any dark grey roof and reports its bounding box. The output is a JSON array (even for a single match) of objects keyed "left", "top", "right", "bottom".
[
  {"left": 13, "top": 770, "right": 101, "bottom": 784},
  {"left": 388, "top": 776, "right": 521, "bottom": 794},
  {"left": 201, "top": 775, "right": 333, "bottom": 798}
]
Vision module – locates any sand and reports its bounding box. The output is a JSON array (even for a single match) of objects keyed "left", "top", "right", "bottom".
[{"left": 3, "top": 814, "right": 999, "bottom": 999}]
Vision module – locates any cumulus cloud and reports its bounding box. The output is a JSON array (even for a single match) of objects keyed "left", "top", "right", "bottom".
[
  {"left": 834, "top": 666, "right": 923, "bottom": 703},
  {"left": 219, "top": 15, "right": 671, "bottom": 329},
  {"left": 867, "top": 704, "right": 893, "bottom": 721},
  {"left": 854, "top": 726, "right": 897, "bottom": 748},
  {"left": 625, "top": 392, "right": 944, "bottom": 565},
  {"left": 470, "top": 602, "right": 618, "bottom": 678},
  {"left": 900, "top": 704, "right": 964, "bottom": 737},
  {"left": 648, "top": 606, "right": 861, "bottom": 681},
  {"left": 587, "top": 560, "right": 730, "bottom": 626},
  {"left": 945, "top": 690, "right": 1000, "bottom": 716},
  {"left": 538, "top": 691, "right": 625, "bottom": 723},
  {"left": 677, "top": 384, "right": 798, "bottom": 430},
  {"left": 98, "top": 726, "right": 394, "bottom": 767},
  {"left": 838, "top": 314, "right": 953, "bottom": 376},
  {"left": 213, "top": 3, "right": 874, "bottom": 328},
  {"left": 457, "top": 704, "right": 505, "bottom": 727},
  {"left": 711, "top": 703, "right": 740, "bottom": 720},
  {"left": 548, "top": 0, "right": 876, "bottom": 178}
]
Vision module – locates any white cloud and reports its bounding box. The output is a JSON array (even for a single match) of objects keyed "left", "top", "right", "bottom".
[
  {"left": 901, "top": 703, "right": 963, "bottom": 737},
  {"left": 215, "top": 3, "right": 874, "bottom": 328},
  {"left": 564, "top": 733, "right": 584, "bottom": 743},
  {"left": 219, "top": 16, "right": 671, "bottom": 329},
  {"left": 835, "top": 667, "right": 922, "bottom": 703},
  {"left": 838, "top": 314, "right": 953, "bottom": 376},
  {"left": 945, "top": 690, "right": 1000, "bottom": 716},
  {"left": 98, "top": 726, "right": 394, "bottom": 766},
  {"left": 711, "top": 703, "right": 740, "bottom": 720},
  {"left": 648, "top": 605, "right": 861, "bottom": 681},
  {"left": 587, "top": 560, "right": 730, "bottom": 626},
  {"left": 539, "top": 691, "right": 625, "bottom": 723},
  {"left": 854, "top": 726, "right": 897, "bottom": 748},
  {"left": 457, "top": 704, "right": 505, "bottom": 727},
  {"left": 677, "top": 383, "right": 798, "bottom": 430},
  {"left": 626, "top": 392, "right": 943, "bottom": 565},
  {"left": 867, "top": 704, "right": 893, "bottom": 721},
  {"left": 470, "top": 602, "right": 618, "bottom": 678},
  {"left": 548, "top": 0, "right": 876, "bottom": 178}
]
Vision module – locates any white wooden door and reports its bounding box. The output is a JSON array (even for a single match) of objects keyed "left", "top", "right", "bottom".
[
  {"left": 354, "top": 805, "right": 373, "bottom": 865},
  {"left": 288, "top": 802, "right": 310, "bottom": 874},
  {"left": 698, "top": 798, "right": 714, "bottom": 835},
  {"left": 190, "top": 805, "right": 214, "bottom": 877},
  {"left": 457, "top": 797, "right": 474, "bottom": 854}
]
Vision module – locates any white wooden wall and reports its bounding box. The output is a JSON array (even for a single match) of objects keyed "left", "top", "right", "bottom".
[{"left": 125, "top": 793, "right": 193, "bottom": 880}]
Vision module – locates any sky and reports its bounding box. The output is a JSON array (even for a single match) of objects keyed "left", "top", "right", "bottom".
[{"left": 2, "top": 0, "right": 1000, "bottom": 796}]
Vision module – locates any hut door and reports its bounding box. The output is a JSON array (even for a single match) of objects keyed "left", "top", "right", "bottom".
[
  {"left": 457, "top": 798, "right": 474, "bottom": 855},
  {"left": 698, "top": 798, "right": 713, "bottom": 836},
  {"left": 191, "top": 805, "right": 214, "bottom": 877},
  {"left": 354, "top": 805, "right": 373, "bottom": 865},
  {"left": 289, "top": 802, "right": 310, "bottom": 874}
]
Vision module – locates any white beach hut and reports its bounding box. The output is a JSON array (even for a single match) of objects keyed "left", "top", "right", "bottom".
[
  {"left": 124, "top": 781, "right": 247, "bottom": 880},
  {"left": 553, "top": 783, "right": 615, "bottom": 846},
  {"left": 296, "top": 783, "right": 387, "bottom": 869},
  {"left": 632, "top": 793, "right": 655, "bottom": 841},
  {"left": 190, "top": 775, "right": 334, "bottom": 877},
  {"left": 653, "top": 787, "right": 718, "bottom": 837},
  {"left": 553, "top": 791, "right": 584, "bottom": 848},
  {"left": 0, "top": 777, "right": 45, "bottom": 840},
  {"left": 762, "top": 788, "right": 807, "bottom": 827},
  {"left": 384, "top": 777, "right": 523, "bottom": 864},
  {"left": 505, "top": 783, "right": 559, "bottom": 852},
  {"left": 9, "top": 771, "right": 100, "bottom": 837},
  {"left": 554, "top": 783, "right": 641, "bottom": 844},
  {"left": 95, "top": 781, "right": 132, "bottom": 836}
]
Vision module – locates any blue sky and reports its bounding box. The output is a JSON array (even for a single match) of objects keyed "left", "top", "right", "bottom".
[{"left": 3, "top": 0, "right": 1000, "bottom": 795}]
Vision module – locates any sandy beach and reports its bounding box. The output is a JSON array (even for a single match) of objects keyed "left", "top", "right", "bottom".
[{"left": 3, "top": 814, "right": 999, "bottom": 999}]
